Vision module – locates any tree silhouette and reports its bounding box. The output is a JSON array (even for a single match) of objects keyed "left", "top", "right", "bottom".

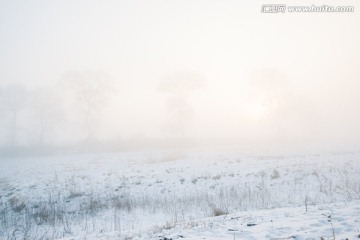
[
  {"left": 0, "top": 85, "right": 28, "bottom": 146},
  {"left": 60, "top": 70, "right": 114, "bottom": 141},
  {"left": 28, "top": 87, "right": 63, "bottom": 145},
  {"left": 159, "top": 71, "right": 203, "bottom": 138}
]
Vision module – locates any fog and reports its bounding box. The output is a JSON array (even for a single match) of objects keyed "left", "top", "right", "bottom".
[{"left": 1, "top": 0, "right": 360, "bottom": 153}]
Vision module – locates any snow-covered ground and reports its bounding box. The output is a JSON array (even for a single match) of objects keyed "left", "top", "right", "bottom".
[{"left": 1, "top": 148, "right": 360, "bottom": 239}]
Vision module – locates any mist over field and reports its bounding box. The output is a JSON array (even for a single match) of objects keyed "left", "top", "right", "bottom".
[{"left": 0, "top": 0, "right": 359, "bottom": 155}]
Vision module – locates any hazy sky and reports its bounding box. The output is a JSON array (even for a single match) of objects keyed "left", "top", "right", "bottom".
[{"left": 1, "top": 0, "right": 360, "bottom": 147}]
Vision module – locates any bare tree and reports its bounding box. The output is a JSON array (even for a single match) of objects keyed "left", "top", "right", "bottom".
[
  {"left": 0, "top": 85, "right": 28, "bottom": 146},
  {"left": 60, "top": 70, "right": 114, "bottom": 141},
  {"left": 28, "top": 87, "right": 63, "bottom": 145},
  {"left": 159, "top": 71, "right": 204, "bottom": 138}
]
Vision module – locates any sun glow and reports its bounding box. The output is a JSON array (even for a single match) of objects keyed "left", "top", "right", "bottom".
[{"left": 248, "top": 102, "right": 270, "bottom": 118}]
